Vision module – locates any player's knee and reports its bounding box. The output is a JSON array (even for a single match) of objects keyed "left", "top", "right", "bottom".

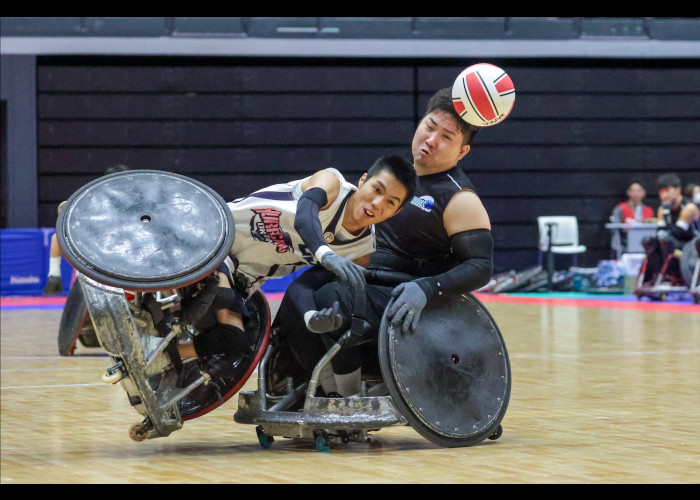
[{"left": 194, "top": 323, "right": 247, "bottom": 358}]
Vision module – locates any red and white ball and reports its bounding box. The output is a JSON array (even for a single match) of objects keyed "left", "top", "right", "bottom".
[{"left": 452, "top": 63, "right": 515, "bottom": 127}]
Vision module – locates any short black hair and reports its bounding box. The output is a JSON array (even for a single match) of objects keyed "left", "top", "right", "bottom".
[
  {"left": 366, "top": 155, "right": 417, "bottom": 208},
  {"left": 656, "top": 173, "right": 682, "bottom": 190},
  {"left": 425, "top": 87, "right": 480, "bottom": 146}
]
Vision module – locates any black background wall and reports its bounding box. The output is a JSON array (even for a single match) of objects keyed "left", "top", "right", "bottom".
[{"left": 34, "top": 55, "right": 700, "bottom": 273}]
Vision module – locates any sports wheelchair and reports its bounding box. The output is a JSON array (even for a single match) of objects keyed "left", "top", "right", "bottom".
[
  {"left": 235, "top": 269, "right": 511, "bottom": 451},
  {"left": 634, "top": 233, "right": 699, "bottom": 302},
  {"left": 56, "top": 169, "right": 511, "bottom": 448}
]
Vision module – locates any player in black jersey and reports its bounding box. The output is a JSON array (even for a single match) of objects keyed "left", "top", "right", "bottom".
[
  {"left": 642, "top": 173, "right": 699, "bottom": 284},
  {"left": 274, "top": 88, "right": 494, "bottom": 397}
]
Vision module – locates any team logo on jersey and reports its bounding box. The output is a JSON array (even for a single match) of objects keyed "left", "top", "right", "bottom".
[
  {"left": 250, "top": 208, "right": 293, "bottom": 253},
  {"left": 410, "top": 195, "right": 435, "bottom": 213},
  {"left": 324, "top": 232, "right": 335, "bottom": 243}
]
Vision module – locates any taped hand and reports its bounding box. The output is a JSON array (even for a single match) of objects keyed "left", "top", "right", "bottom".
[
  {"left": 320, "top": 252, "right": 366, "bottom": 289},
  {"left": 388, "top": 281, "right": 427, "bottom": 334},
  {"left": 305, "top": 301, "right": 344, "bottom": 333}
]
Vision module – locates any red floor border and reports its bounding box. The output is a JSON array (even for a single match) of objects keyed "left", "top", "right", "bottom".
[{"left": 2, "top": 292, "right": 697, "bottom": 315}]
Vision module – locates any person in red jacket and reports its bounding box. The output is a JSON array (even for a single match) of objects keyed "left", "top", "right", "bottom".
[{"left": 611, "top": 181, "right": 655, "bottom": 224}]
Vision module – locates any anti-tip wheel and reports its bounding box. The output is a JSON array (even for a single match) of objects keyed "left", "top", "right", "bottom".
[
  {"left": 102, "top": 369, "right": 124, "bottom": 384},
  {"left": 129, "top": 421, "right": 150, "bottom": 442},
  {"left": 255, "top": 426, "right": 274, "bottom": 449},
  {"left": 314, "top": 430, "right": 331, "bottom": 452},
  {"left": 488, "top": 424, "right": 503, "bottom": 440}
]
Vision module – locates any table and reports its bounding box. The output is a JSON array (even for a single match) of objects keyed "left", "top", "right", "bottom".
[{"left": 605, "top": 222, "right": 659, "bottom": 259}]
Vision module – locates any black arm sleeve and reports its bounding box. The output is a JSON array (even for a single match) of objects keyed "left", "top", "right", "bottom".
[
  {"left": 669, "top": 222, "right": 695, "bottom": 243},
  {"left": 414, "top": 228, "right": 493, "bottom": 299},
  {"left": 294, "top": 187, "right": 329, "bottom": 255}
]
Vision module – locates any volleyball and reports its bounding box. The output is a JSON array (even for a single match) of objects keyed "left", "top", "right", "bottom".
[{"left": 452, "top": 63, "right": 515, "bottom": 127}]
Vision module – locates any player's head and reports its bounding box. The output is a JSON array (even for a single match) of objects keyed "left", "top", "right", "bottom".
[
  {"left": 348, "top": 155, "right": 416, "bottom": 228},
  {"left": 656, "top": 173, "right": 682, "bottom": 204},
  {"left": 412, "top": 88, "right": 480, "bottom": 173},
  {"left": 364, "top": 155, "right": 417, "bottom": 208},
  {"left": 424, "top": 88, "right": 480, "bottom": 147}
]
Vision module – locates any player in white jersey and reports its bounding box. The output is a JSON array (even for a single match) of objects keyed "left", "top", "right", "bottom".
[
  {"left": 230, "top": 167, "right": 378, "bottom": 296},
  {"left": 175, "top": 156, "right": 417, "bottom": 371}
]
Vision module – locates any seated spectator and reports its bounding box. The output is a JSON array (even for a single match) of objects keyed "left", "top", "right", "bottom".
[
  {"left": 610, "top": 180, "right": 655, "bottom": 224},
  {"left": 684, "top": 182, "right": 700, "bottom": 206}
]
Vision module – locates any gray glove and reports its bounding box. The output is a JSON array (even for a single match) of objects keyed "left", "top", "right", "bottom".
[
  {"left": 320, "top": 252, "right": 366, "bottom": 289},
  {"left": 388, "top": 281, "right": 427, "bottom": 334},
  {"left": 305, "top": 301, "right": 343, "bottom": 333}
]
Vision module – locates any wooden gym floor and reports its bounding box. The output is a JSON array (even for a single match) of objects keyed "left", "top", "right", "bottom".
[{"left": 1, "top": 293, "right": 699, "bottom": 484}]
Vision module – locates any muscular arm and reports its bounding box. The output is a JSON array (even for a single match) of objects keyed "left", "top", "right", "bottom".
[
  {"left": 416, "top": 189, "right": 493, "bottom": 298},
  {"left": 300, "top": 169, "right": 341, "bottom": 209},
  {"left": 443, "top": 189, "right": 491, "bottom": 235},
  {"left": 294, "top": 169, "right": 342, "bottom": 257},
  {"left": 295, "top": 169, "right": 366, "bottom": 288}
]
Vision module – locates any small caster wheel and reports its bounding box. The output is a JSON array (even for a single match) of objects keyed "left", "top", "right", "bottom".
[
  {"left": 102, "top": 369, "right": 124, "bottom": 384},
  {"left": 102, "top": 359, "right": 126, "bottom": 384},
  {"left": 339, "top": 430, "right": 350, "bottom": 444},
  {"left": 129, "top": 420, "right": 151, "bottom": 442},
  {"left": 256, "top": 426, "right": 274, "bottom": 449},
  {"left": 315, "top": 430, "right": 330, "bottom": 452},
  {"left": 488, "top": 424, "right": 503, "bottom": 441}
]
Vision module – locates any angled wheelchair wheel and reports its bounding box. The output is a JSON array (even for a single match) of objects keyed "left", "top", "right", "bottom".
[
  {"left": 56, "top": 170, "right": 235, "bottom": 292},
  {"left": 179, "top": 289, "right": 271, "bottom": 421},
  {"left": 57, "top": 282, "right": 90, "bottom": 355},
  {"left": 680, "top": 236, "right": 699, "bottom": 287},
  {"left": 378, "top": 292, "right": 511, "bottom": 448}
]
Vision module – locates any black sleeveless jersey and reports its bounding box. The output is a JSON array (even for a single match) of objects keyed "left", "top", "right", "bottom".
[{"left": 371, "top": 166, "right": 478, "bottom": 277}]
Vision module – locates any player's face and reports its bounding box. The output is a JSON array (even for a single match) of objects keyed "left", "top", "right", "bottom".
[
  {"left": 412, "top": 111, "right": 470, "bottom": 174},
  {"left": 658, "top": 186, "right": 681, "bottom": 205},
  {"left": 348, "top": 170, "right": 408, "bottom": 229}
]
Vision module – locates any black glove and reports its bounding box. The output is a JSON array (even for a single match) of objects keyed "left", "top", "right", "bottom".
[
  {"left": 320, "top": 252, "right": 366, "bottom": 289},
  {"left": 388, "top": 281, "right": 427, "bottom": 334},
  {"left": 305, "top": 301, "right": 343, "bottom": 333}
]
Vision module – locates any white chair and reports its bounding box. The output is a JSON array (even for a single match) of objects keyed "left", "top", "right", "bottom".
[{"left": 537, "top": 217, "right": 587, "bottom": 287}]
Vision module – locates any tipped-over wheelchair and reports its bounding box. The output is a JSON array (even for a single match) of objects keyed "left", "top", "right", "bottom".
[
  {"left": 56, "top": 170, "right": 270, "bottom": 440},
  {"left": 56, "top": 169, "right": 511, "bottom": 448}
]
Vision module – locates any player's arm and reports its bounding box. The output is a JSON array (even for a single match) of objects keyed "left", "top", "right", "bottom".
[
  {"left": 295, "top": 169, "right": 365, "bottom": 288},
  {"left": 420, "top": 189, "right": 494, "bottom": 295},
  {"left": 352, "top": 254, "right": 371, "bottom": 268},
  {"left": 670, "top": 202, "right": 700, "bottom": 241},
  {"left": 299, "top": 169, "right": 342, "bottom": 209},
  {"left": 388, "top": 190, "right": 493, "bottom": 333}
]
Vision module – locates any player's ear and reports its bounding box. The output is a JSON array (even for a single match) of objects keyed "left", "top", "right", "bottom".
[
  {"left": 357, "top": 173, "right": 368, "bottom": 188},
  {"left": 457, "top": 144, "right": 471, "bottom": 162}
]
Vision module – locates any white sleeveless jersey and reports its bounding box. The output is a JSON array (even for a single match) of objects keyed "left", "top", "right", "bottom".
[{"left": 228, "top": 168, "right": 375, "bottom": 295}]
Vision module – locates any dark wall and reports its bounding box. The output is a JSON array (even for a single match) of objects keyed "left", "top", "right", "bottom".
[{"left": 36, "top": 56, "right": 700, "bottom": 273}]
